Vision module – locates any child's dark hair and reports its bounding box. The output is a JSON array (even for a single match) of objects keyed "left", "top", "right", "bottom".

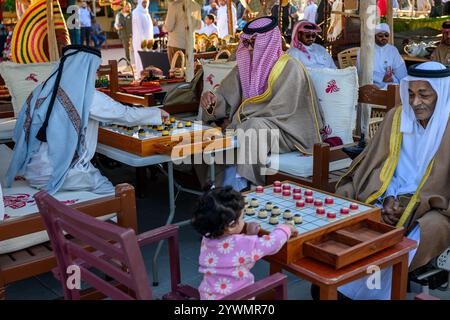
[{"left": 192, "top": 185, "right": 245, "bottom": 239}]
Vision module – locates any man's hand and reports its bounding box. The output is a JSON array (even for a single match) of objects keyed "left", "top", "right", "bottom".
[
  {"left": 200, "top": 91, "right": 217, "bottom": 114},
  {"left": 381, "top": 196, "right": 405, "bottom": 225},
  {"left": 246, "top": 222, "right": 260, "bottom": 235},
  {"left": 288, "top": 225, "right": 299, "bottom": 238},
  {"left": 160, "top": 109, "right": 170, "bottom": 122}
]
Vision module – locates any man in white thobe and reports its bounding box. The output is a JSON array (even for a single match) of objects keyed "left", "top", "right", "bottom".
[
  {"left": 356, "top": 23, "right": 407, "bottom": 89},
  {"left": 196, "top": 14, "right": 219, "bottom": 36},
  {"left": 287, "top": 20, "right": 336, "bottom": 69},
  {"left": 5, "top": 45, "right": 168, "bottom": 195},
  {"left": 132, "top": 0, "right": 153, "bottom": 80},
  {"left": 303, "top": 0, "right": 318, "bottom": 23},
  {"left": 216, "top": 0, "right": 237, "bottom": 39}
]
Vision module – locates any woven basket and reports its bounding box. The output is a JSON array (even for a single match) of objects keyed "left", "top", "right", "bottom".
[{"left": 169, "top": 50, "right": 186, "bottom": 79}]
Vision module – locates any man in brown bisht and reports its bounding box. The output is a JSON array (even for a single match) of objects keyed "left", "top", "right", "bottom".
[
  {"left": 200, "top": 16, "right": 325, "bottom": 191},
  {"left": 431, "top": 21, "right": 450, "bottom": 67},
  {"left": 336, "top": 62, "right": 450, "bottom": 299}
]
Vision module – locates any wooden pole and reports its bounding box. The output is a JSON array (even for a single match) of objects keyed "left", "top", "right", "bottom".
[
  {"left": 185, "top": 0, "right": 195, "bottom": 82},
  {"left": 386, "top": 0, "right": 394, "bottom": 44},
  {"left": 46, "top": 0, "right": 59, "bottom": 61},
  {"left": 227, "top": 0, "right": 233, "bottom": 37}
]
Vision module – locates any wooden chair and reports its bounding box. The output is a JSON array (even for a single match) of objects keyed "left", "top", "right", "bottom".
[
  {"left": 337, "top": 47, "right": 359, "bottom": 69},
  {"left": 0, "top": 184, "right": 137, "bottom": 300},
  {"left": 267, "top": 84, "right": 401, "bottom": 192},
  {"left": 35, "top": 190, "right": 288, "bottom": 300}
]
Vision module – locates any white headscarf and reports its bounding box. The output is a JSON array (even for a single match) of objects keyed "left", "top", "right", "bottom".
[
  {"left": 375, "top": 23, "right": 390, "bottom": 34},
  {"left": 399, "top": 62, "right": 450, "bottom": 178}
]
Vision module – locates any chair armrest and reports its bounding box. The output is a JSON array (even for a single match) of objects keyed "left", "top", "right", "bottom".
[
  {"left": 136, "top": 224, "right": 179, "bottom": 246},
  {"left": 221, "top": 273, "right": 288, "bottom": 300}
]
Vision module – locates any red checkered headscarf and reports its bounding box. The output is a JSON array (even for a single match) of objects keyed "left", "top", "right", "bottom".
[{"left": 236, "top": 17, "right": 283, "bottom": 100}]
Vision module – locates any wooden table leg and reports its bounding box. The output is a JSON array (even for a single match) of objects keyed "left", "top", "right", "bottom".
[
  {"left": 136, "top": 167, "right": 147, "bottom": 198},
  {"left": 319, "top": 285, "right": 338, "bottom": 300},
  {"left": 269, "top": 262, "right": 282, "bottom": 275},
  {"left": 391, "top": 254, "right": 409, "bottom": 300}
]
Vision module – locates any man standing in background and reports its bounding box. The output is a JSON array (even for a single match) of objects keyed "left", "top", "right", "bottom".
[
  {"left": 79, "top": 1, "right": 94, "bottom": 46},
  {"left": 115, "top": 1, "right": 133, "bottom": 62},
  {"left": 303, "top": 0, "right": 318, "bottom": 23}
]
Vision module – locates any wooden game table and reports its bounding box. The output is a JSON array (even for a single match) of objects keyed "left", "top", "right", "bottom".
[{"left": 267, "top": 237, "right": 417, "bottom": 300}]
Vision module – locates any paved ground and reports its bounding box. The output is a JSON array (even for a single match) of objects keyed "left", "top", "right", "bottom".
[{"left": 4, "top": 48, "right": 450, "bottom": 300}]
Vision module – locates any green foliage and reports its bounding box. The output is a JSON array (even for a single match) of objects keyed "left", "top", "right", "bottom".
[{"left": 4, "top": 0, "right": 16, "bottom": 13}]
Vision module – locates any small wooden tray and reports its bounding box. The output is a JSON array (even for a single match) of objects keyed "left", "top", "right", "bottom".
[{"left": 303, "top": 219, "right": 404, "bottom": 269}]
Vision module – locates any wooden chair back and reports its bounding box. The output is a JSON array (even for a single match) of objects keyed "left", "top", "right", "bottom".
[
  {"left": 97, "top": 59, "right": 119, "bottom": 94},
  {"left": 337, "top": 47, "right": 359, "bottom": 69}
]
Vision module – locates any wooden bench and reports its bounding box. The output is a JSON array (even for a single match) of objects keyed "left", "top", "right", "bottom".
[
  {"left": 0, "top": 183, "right": 137, "bottom": 300},
  {"left": 267, "top": 84, "right": 401, "bottom": 192}
]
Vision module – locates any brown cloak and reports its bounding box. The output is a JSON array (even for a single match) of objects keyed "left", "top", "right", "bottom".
[
  {"left": 202, "top": 54, "right": 325, "bottom": 185},
  {"left": 336, "top": 107, "right": 450, "bottom": 271}
]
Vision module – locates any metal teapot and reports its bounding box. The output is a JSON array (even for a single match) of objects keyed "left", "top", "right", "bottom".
[{"left": 404, "top": 41, "right": 431, "bottom": 58}]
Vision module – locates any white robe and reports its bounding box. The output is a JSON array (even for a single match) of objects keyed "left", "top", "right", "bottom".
[
  {"left": 23, "top": 91, "right": 162, "bottom": 194},
  {"left": 132, "top": 0, "right": 154, "bottom": 80},
  {"left": 357, "top": 44, "right": 408, "bottom": 89},
  {"left": 0, "top": 182, "right": 4, "bottom": 220},
  {"left": 303, "top": 3, "right": 318, "bottom": 23},
  {"left": 216, "top": 4, "right": 237, "bottom": 39},
  {"left": 196, "top": 22, "right": 219, "bottom": 36},
  {"left": 287, "top": 45, "right": 337, "bottom": 69}
]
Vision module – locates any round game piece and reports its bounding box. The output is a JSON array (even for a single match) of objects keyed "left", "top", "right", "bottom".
[
  {"left": 273, "top": 181, "right": 282, "bottom": 187},
  {"left": 340, "top": 207, "right": 350, "bottom": 215},
  {"left": 282, "top": 190, "right": 291, "bottom": 199},
  {"left": 271, "top": 206, "right": 281, "bottom": 215},
  {"left": 304, "top": 189, "right": 313, "bottom": 197},
  {"left": 314, "top": 199, "right": 323, "bottom": 207},
  {"left": 265, "top": 202, "right": 274, "bottom": 211},
  {"left": 250, "top": 198, "right": 259, "bottom": 207},
  {"left": 185, "top": 121, "right": 192, "bottom": 127},
  {"left": 273, "top": 187, "right": 282, "bottom": 194},
  {"left": 256, "top": 186, "right": 264, "bottom": 193},
  {"left": 283, "top": 210, "right": 293, "bottom": 219},
  {"left": 324, "top": 197, "right": 334, "bottom": 205},
  {"left": 349, "top": 203, "right": 359, "bottom": 211},
  {"left": 177, "top": 122, "right": 184, "bottom": 128},
  {"left": 138, "top": 128, "right": 145, "bottom": 136},
  {"left": 269, "top": 216, "right": 279, "bottom": 225},
  {"left": 296, "top": 200, "right": 305, "bottom": 208},
  {"left": 284, "top": 218, "right": 295, "bottom": 226},
  {"left": 293, "top": 187, "right": 302, "bottom": 194},
  {"left": 162, "top": 130, "right": 169, "bottom": 136},
  {"left": 293, "top": 193, "right": 302, "bottom": 200},
  {"left": 282, "top": 184, "right": 291, "bottom": 191},
  {"left": 327, "top": 212, "right": 337, "bottom": 220},
  {"left": 170, "top": 117, "right": 176, "bottom": 123},
  {"left": 294, "top": 214, "right": 303, "bottom": 224},
  {"left": 157, "top": 125, "right": 164, "bottom": 131},
  {"left": 258, "top": 209, "right": 268, "bottom": 219},
  {"left": 164, "top": 120, "right": 171, "bottom": 126},
  {"left": 244, "top": 197, "right": 250, "bottom": 205},
  {"left": 245, "top": 207, "right": 255, "bottom": 216},
  {"left": 111, "top": 124, "right": 118, "bottom": 128},
  {"left": 316, "top": 207, "right": 325, "bottom": 216},
  {"left": 305, "top": 196, "right": 314, "bottom": 205}
]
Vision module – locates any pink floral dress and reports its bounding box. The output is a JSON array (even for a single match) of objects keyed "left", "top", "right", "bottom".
[{"left": 198, "top": 225, "right": 292, "bottom": 300}]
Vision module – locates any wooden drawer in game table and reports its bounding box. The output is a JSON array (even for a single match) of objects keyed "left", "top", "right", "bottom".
[
  {"left": 243, "top": 181, "right": 404, "bottom": 268},
  {"left": 98, "top": 119, "right": 232, "bottom": 157}
]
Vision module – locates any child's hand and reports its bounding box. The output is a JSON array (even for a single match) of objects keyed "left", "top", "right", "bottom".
[
  {"left": 288, "top": 225, "right": 299, "bottom": 238},
  {"left": 246, "top": 222, "right": 260, "bottom": 235}
]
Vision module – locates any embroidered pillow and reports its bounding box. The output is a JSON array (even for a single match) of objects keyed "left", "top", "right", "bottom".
[
  {"left": 0, "top": 61, "right": 57, "bottom": 116},
  {"left": 307, "top": 66, "right": 358, "bottom": 145}
]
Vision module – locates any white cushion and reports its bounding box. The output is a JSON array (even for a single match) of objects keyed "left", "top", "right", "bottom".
[
  {"left": 269, "top": 151, "right": 352, "bottom": 178},
  {"left": 307, "top": 66, "right": 358, "bottom": 144},
  {"left": 0, "top": 61, "right": 57, "bottom": 116},
  {"left": 0, "top": 118, "right": 16, "bottom": 140}
]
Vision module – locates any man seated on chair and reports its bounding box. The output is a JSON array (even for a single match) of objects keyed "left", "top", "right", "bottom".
[
  {"left": 335, "top": 62, "right": 450, "bottom": 299},
  {"left": 195, "top": 14, "right": 218, "bottom": 37},
  {"left": 287, "top": 20, "right": 337, "bottom": 69},
  {"left": 357, "top": 23, "right": 407, "bottom": 89},
  {"left": 199, "top": 16, "right": 326, "bottom": 191},
  {"left": 5, "top": 45, "right": 168, "bottom": 195},
  {"left": 431, "top": 21, "right": 450, "bottom": 67}
]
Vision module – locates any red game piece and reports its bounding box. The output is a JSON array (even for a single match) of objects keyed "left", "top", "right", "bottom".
[
  {"left": 274, "top": 187, "right": 282, "bottom": 194},
  {"left": 304, "top": 189, "right": 313, "bottom": 196},
  {"left": 273, "top": 181, "right": 282, "bottom": 187},
  {"left": 314, "top": 199, "right": 323, "bottom": 207},
  {"left": 282, "top": 190, "right": 292, "bottom": 198},
  {"left": 256, "top": 186, "right": 264, "bottom": 193},
  {"left": 305, "top": 196, "right": 314, "bottom": 204},
  {"left": 340, "top": 207, "right": 350, "bottom": 215},
  {"left": 293, "top": 187, "right": 302, "bottom": 194},
  {"left": 296, "top": 200, "right": 305, "bottom": 208},
  {"left": 324, "top": 197, "right": 334, "bottom": 205},
  {"left": 327, "top": 212, "right": 337, "bottom": 220},
  {"left": 293, "top": 193, "right": 302, "bottom": 200},
  {"left": 316, "top": 207, "right": 325, "bottom": 215},
  {"left": 282, "top": 184, "right": 291, "bottom": 190},
  {"left": 349, "top": 203, "right": 359, "bottom": 211}
]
